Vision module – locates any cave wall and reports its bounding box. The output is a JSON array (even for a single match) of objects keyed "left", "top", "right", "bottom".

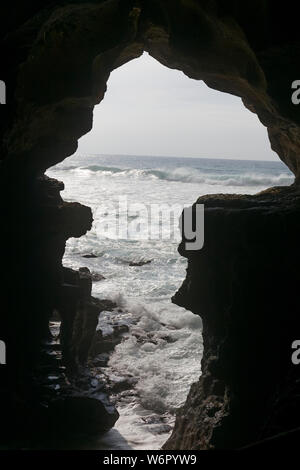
[
  {"left": 164, "top": 186, "right": 300, "bottom": 449},
  {"left": 0, "top": 0, "right": 300, "bottom": 448}
]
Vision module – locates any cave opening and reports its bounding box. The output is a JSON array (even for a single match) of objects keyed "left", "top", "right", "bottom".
[
  {"left": 3, "top": 0, "right": 300, "bottom": 451},
  {"left": 46, "top": 52, "right": 293, "bottom": 450}
]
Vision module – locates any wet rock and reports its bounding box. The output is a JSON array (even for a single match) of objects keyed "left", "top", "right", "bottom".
[
  {"left": 157, "top": 333, "right": 177, "bottom": 344},
  {"left": 91, "top": 297, "right": 118, "bottom": 312},
  {"left": 114, "top": 324, "right": 130, "bottom": 335},
  {"left": 47, "top": 395, "right": 118, "bottom": 436},
  {"left": 82, "top": 253, "right": 99, "bottom": 259},
  {"left": 90, "top": 323, "right": 129, "bottom": 357},
  {"left": 91, "top": 353, "right": 110, "bottom": 368},
  {"left": 148, "top": 424, "right": 173, "bottom": 435},
  {"left": 109, "top": 376, "right": 138, "bottom": 394},
  {"left": 36, "top": 366, "right": 119, "bottom": 437},
  {"left": 132, "top": 330, "right": 158, "bottom": 345},
  {"left": 58, "top": 267, "right": 97, "bottom": 367},
  {"left": 142, "top": 415, "right": 167, "bottom": 425},
  {"left": 141, "top": 415, "right": 173, "bottom": 435},
  {"left": 91, "top": 272, "right": 106, "bottom": 282},
  {"left": 129, "top": 259, "right": 152, "bottom": 267},
  {"left": 90, "top": 332, "right": 120, "bottom": 356},
  {"left": 118, "top": 389, "right": 139, "bottom": 400},
  {"left": 58, "top": 268, "right": 120, "bottom": 369}
]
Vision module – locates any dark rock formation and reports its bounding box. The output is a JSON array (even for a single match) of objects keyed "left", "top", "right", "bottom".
[
  {"left": 1, "top": 0, "right": 300, "bottom": 448},
  {"left": 91, "top": 272, "right": 106, "bottom": 282},
  {"left": 0, "top": 170, "right": 119, "bottom": 445},
  {"left": 129, "top": 259, "right": 152, "bottom": 266},
  {"left": 89, "top": 301, "right": 127, "bottom": 358},
  {"left": 164, "top": 185, "right": 300, "bottom": 449},
  {"left": 82, "top": 253, "right": 99, "bottom": 259},
  {"left": 58, "top": 266, "right": 113, "bottom": 368},
  {"left": 29, "top": 333, "right": 119, "bottom": 447}
]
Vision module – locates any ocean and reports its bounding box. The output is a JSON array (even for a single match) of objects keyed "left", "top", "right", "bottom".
[{"left": 47, "top": 153, "right": 293, "bottom": 449}]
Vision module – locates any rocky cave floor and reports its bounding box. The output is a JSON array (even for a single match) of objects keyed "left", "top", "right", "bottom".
[{"left": 18, "top": 268, "right": 175, "bottom": 450}]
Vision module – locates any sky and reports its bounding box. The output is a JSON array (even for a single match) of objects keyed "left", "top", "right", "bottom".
[{"left": 77, "top": 52, "right": 277, "bottom": 161}]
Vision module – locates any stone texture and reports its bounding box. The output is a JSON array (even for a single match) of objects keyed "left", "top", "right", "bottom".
[
  {"left": 0, "top": 0, "right": 300, "bottom": 448},
  {"left": 164, "top": 185, "right": 300, "bottom": 449}
]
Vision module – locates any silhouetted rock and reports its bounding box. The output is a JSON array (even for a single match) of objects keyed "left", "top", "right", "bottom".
[
  {"left": 82, "top": 253, "right": 99, "bottom": 259},
  {"left": 1, "top": 0, "right": 300, "bottom": 450},
  {"left": 164, "top": 186, "right": 300, "bottom": 450},
  {"left": 129, "top": 259, "right": 152, "bottom": 266},
  {"left": 91, "top": 272, "right": 106, "bottom": 282},
  {"left": 90, "top": 323, "right": 129, "bottom": 357}
]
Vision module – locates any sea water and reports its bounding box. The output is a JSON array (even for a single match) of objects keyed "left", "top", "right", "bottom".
[{"left": 47, "top": 153, "right": 293, "bottom": 449}]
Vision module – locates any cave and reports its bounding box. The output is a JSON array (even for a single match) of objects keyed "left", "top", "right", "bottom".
[{"left": 1, "top": 0, "right": 300, "bottom": 450}]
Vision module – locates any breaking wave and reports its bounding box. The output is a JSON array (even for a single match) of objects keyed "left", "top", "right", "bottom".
[{"left": 60, "top": 164, "right": 294, "bottom": 187}]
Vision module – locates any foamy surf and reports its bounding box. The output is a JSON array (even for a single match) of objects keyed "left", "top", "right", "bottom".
[
  {"left": 59, "top": 163, "right": 294, "bottom": 187},
  {"left": 93, "top": 298, "right": 202, "bottom": 449}
]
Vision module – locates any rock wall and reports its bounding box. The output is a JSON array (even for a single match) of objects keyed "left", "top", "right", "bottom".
[
  {"left": 164, "top": 186, "right": 300, "bottom": 449},
  {"left": 0, "top": 0, "right": 300, "bottom": 448}
]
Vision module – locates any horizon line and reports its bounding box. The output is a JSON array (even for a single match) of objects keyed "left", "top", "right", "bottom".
[{"left": 74, "top": 152, "right": 280, "bottom": 164}]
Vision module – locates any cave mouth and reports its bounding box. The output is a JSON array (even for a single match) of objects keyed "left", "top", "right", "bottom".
[
  {"left": 45, "top": 52, "right": 293, "bottom": 450},
  {"left": 3, "top": 0, "right": 300, "bottom": 450}
]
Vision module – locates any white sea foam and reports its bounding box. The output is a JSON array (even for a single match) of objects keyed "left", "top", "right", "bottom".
[{"left": 60, "top": 163, "right": 294, "bottom": 187}]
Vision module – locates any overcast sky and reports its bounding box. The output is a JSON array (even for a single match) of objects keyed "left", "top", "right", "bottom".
[{"left": 77, "top": 52, "right": 277, "bottom": 161}]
